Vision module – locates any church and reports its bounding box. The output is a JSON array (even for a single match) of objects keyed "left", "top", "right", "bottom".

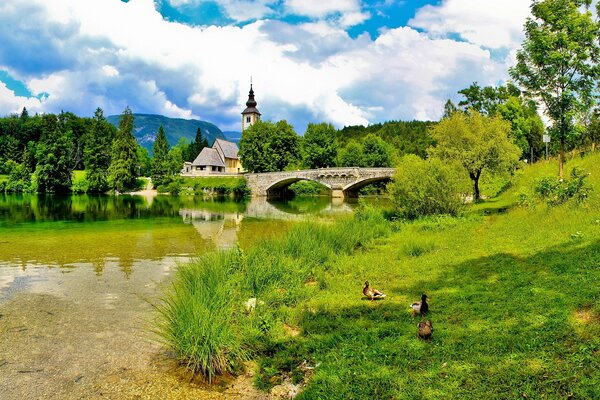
[{"left": 182, "top": 84, "right": 260, "bottom": 176}]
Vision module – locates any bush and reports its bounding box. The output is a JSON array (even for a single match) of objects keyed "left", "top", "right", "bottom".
[
  {"left": 389, "top": 155, "right": 469, "bottom": 219},
  {"left": 71, "top": 172, "right": 89, "bottom": 194},
  {"left": 155, "top": 211, "right": 391, "bottom": 382},
  {"left": 534, "top": 167, "right": 592, "bottom": 206},
  {"left": 153, "top": 251, "right": 248, "bottom": 382},
  {"left": 287, "top": 180, "right": 327, "bottom": 196}
]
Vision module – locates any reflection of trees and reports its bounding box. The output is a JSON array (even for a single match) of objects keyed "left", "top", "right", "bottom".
[{"left": 268, "top": 197, "right": 331, "bottom": 214}]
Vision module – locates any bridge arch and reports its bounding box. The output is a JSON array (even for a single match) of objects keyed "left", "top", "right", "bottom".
[
  {"left": 265, "top": 177, "right": 331, "bottom": 197},
  {"left": 244, "top": 168, "right": 396, "bottom": 198},
  {"left": 342, "top": 176, "right": 393, "bottom": 197}
]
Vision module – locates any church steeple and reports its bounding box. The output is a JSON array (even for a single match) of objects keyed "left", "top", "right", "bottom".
[{"left": 242, "top": 80, "right": 261, "bottom": 131}]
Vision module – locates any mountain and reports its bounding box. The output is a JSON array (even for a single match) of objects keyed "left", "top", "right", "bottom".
[
  {"left": 223, "top": 131, "right": 242, "bottom": 144},
  {"left": 107, "top": 113, "right": 226, "bottom": 153}
]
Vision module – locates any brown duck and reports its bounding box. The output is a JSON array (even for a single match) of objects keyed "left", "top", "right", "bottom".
[
  {"left": 418, "top": 320, "right": 433, "bottom": 340},
  {"left": 362, "top": 281, "right": 386, "bottom": 301}
]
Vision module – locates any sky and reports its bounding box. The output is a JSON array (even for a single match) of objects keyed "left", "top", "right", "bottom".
[{"left": 0, "top": 0, "right": 545, "bottom": 133}]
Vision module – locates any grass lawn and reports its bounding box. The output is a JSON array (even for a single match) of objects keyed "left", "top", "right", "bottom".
[
  {"left": 159, "top": 153, "right": 600, "bottom": 399},
  {"left": 289, "top": 154, "right": 600, "bottom": 398}
]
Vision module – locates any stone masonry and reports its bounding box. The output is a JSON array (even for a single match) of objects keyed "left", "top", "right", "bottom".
[{"left": 244, "top": 167, "right": 396, "bottom": 198}]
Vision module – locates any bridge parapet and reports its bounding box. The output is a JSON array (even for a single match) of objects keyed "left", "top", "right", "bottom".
[{"left": 245, "top": 167, "right": 396, "bottom": 198}]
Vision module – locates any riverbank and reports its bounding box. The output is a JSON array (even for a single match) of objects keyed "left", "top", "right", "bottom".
[{"left": 158, "top": 154, "right": 600, "bottom": 399}]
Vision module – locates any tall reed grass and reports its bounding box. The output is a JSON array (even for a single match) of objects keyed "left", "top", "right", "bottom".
[{"left": 154, "top": 203, "right": 390, "bottom": 381}]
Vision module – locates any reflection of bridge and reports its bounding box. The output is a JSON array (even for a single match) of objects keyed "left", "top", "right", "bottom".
[{"left": 245, "top": 168, "right": 396, "bottom": 198}]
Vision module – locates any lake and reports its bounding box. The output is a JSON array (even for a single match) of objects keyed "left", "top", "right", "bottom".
[{"left": 0, "top": 193, "right": 380, "bottom": 399}]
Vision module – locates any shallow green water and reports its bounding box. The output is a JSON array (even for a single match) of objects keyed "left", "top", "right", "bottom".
[
  {"left": 0, "top": 193, "right": 388, "bottom": 397},
  {"left": 0, "top": 194, "right": 372, "bottom": 296}
]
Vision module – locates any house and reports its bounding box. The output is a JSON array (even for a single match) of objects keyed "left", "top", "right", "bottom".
[
  {"left": 183, "top": 83, "right": 260, "bottom": 176},
  {"left": 182, "top": 139, "right": 241, "bottom": 176}
]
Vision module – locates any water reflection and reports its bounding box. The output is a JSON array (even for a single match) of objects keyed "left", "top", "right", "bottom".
[{"left": 0, "top": 194, "right": 384, "bottom": 280}]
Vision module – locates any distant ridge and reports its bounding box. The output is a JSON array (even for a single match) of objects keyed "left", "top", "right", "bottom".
[
  {"left": 223, "top": 131, "right": 242, "bottom": 145},
  {"left": 107, "top": 113, "right": 226, "bottom": 154}
]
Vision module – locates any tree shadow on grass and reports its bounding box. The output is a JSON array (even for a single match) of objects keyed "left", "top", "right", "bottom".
[{"left": 284, "top": 240, "right": 600, "bottom": 399}]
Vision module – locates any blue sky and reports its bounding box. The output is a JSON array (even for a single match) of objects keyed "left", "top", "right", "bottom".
[{"left": 0, "top": 0, "right": 537, "bottom": 133}]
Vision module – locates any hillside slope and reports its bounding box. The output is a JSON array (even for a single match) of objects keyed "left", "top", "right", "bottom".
[{"left": 107, "top": 113, "right": 225, "bottom": 153}]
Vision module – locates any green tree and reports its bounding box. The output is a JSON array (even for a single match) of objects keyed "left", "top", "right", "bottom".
[
  {"left": 152, "top": 125, "right": 171, "bottom": 186},
  {"left": 109, "top": 107, "right": 138, "bottom": 191},
  {"left": 389, "top": 155, "right": 469, "bottom": 219},
  {"left": 458, "top": 82, "right": 520, "bottom": 115},
  {"left": 496, "top": 96, "right": 545, "bottom": 161},
  {"left": 168, "top": 145, "right": 184, "bottom": 178},
  {"left": 34, "top": 120, "right": 73, "bottom": 193},
  {"left": 239, "top": 120, "right": 299, "bottom": 172},
  {"left": 586, "top": 108, "right": 600, "bottom": 151},
  {"left": 362, "top": 134, "right": 393, "bottom": 167},
  {"left": 301, "top": 123, "right": 337, "bottom": 169},
  {"left": 443, "top": 99, "right": 459, "bottom": 119},
  {"left": 337, "top": 141, "right": 364, "bottom": 167},
  {"left": 137, "top": 145, "right": 152, "bottom": 177},
  {"left": 186, "top": 127, "right": 209, "bottom": 162},
  {"left": 428, "top": 111, "right": 521, "bottom": 201},
  {"left": 84, "top": 108, "right": 115, "bottom": 192},
  {"left": 510, "top": 0, "right": 600, "bottom": 177}
]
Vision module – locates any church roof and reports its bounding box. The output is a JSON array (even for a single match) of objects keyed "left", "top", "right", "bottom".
[
  {"left": 242, "top": 84, "right": 261, "bottom": 115},
  {"left": 191, "top": 147, "right": 225, "bottom": 167},
  {"left": 213, "top": 138, "right": 239, "bottom": 159}
]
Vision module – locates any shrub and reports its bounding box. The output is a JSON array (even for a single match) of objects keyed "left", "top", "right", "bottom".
[
  {"left": 71, "top": 172, "right": 89, "bottom": 194},
  {"left": 153, "top": 251, "right": 249, "bottom": 382},
  {"left": 155, "top": 211, "right": 391, "bottom": 382},
  {"left": 534, "top": 167, "right": 592, "bottom": 206},
  {"left": 389, "top": 155, "right": 469, "bottom": 219},
  {"left": 287, "top": 180, "right": 325, "bottom": 196}
]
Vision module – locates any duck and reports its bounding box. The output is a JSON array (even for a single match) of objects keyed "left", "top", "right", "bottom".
[
  {"left": 418, "top": 320, "right": 433, "bottom": 340},
  {"left": 363, "top": 281, "right": 386, "bottom": 301},
  {"left": 410, "top": 294, "right": 429, "bottom": 316}
]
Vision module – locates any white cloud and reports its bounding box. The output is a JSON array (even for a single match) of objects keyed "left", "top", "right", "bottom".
[
  {"left": 168, "top": 0, "right": 277, "bottom": 22},
  {"left": 102, "top": 65, "right": 119, "bottom": 77},
  {"left": 285, "top": 0, "right": 361, "bottom": 17},
  {"left": 0, "top": 82, "right": 45, "bottom": 115},
  {"left": 0, "top": 0, "right": 522, "bottom": 131},
  {"left": 409, "top": 0, "right": 531, "bottom": 49}
]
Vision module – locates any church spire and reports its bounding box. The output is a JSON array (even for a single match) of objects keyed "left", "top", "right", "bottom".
[{"left": 242, "top": 79, "right": 261, "bottom": 131}]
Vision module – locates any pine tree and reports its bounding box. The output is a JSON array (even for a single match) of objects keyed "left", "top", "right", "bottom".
[
  {"left": 151, "top": 125, "right": 171, "bottom": 186},
  {"left": 34, "top": 118, "right": 73, "bottom": 193},
  {"left": 84, "top": 108, "right": 115, "bottom": 192},
  {"left": 108, "top": 107, "right": 138, "bottom": 191},
  {"left": 186, "top": 127, "right": 208, "bottom": 162}
]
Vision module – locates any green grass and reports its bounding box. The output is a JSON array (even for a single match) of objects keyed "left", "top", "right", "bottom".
[
  {"left": 163, "top": 176, "right": 249, "bottom": 196},
  {"left": 157, "top": 153, "right": 600, "bottom": 398}
]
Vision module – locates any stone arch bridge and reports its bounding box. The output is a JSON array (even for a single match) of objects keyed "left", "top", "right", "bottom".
[{"left": 245, "top": 167, "right": 396, "bottom": 198}]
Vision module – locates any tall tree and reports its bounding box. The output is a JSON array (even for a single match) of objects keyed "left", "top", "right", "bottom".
[
  {"left": 301, "top": 123, "right": 337, "bottom": 169},
  {"left": 443, "top": 99, "right": 459, "bottom": 119},
  {"left": 510, "top": 0, "right": 599, "bottom": 177},
  {"left": 337, "top": 141, "right": 364, "bottom": 167},
  {"left": 84, "top": 108, "right": 116, "bottom": 192},
  {"left": 109, "top": 107, "right": 138, "bottom": 191},
  {"left": 429, "top": 111, "right": 521, "bottom": 201},
  {"left": 34, "top": 116, "right": 73, "bottom": 193},
  {"left": 362, "top": 134, "right": 393, "bottom": 168},
  {"left": 458, "top": 82, "right": 520, "bottom": 115},
  {"left": 239, "top": 120, "right": 299, "bottom": 172},
  {"left": 151, "top": 125, "right": 171, "bottom": 186},
  {"left": 186, "top": 127, "right": 209, "bottom": 162}
]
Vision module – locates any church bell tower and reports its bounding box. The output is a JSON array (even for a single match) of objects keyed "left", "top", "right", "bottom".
[{"left": 241, "top": 81, "right": 261, "bottom": 131}]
